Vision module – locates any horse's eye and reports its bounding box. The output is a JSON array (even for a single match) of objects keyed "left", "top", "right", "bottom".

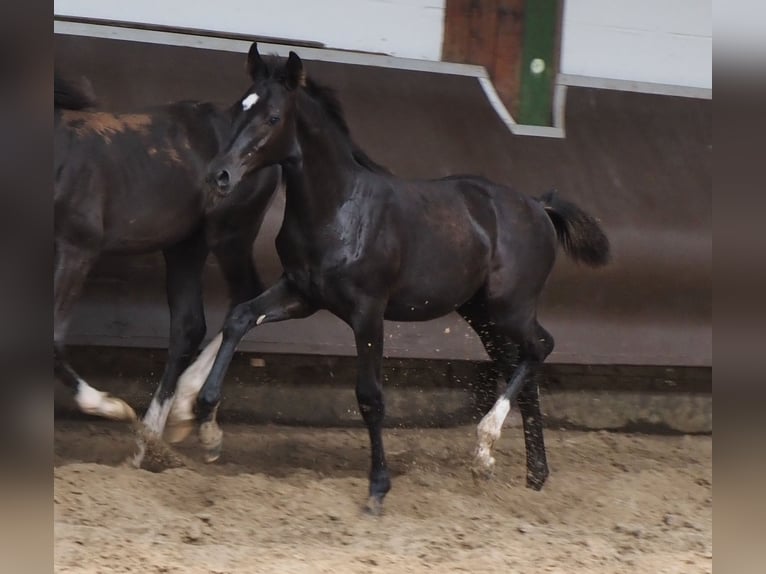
[{"left": 268, "top": 115, "right": 280, "bottom": 126}]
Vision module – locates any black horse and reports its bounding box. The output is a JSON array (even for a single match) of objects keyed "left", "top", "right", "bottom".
[
  {"left": 175, "top": 44, "right": 610, "bottom": 511},
  {"left": 54, "top": 66, "right": 281, "bottom": 463}
]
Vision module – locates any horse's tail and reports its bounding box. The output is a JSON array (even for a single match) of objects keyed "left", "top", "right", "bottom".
[
  {"left": 54, "top": 72, "right": 97, "bottom": 110},
  {"left": 538, "top": 189, "right": 611, "bottom": 267}
]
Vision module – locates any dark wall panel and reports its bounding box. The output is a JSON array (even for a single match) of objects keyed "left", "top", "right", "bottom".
[{"left": 56, "top": 34, "right": 711, "bottom": 366}]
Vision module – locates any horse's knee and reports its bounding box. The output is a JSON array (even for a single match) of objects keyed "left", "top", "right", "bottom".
[
  {"left": 355, "top": 383, "right": 385, "bottom": 423},
  {"left": 525, "top": 326, "right": 554, "bottom": 362},
  {"left": 223, "top": 302, "right": 255, "bottom": 338},
  {"left": 539, "top": 328, "right": 554, "bottom": 359}
]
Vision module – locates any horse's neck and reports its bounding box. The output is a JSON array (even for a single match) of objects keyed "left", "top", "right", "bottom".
[
  {"left": 167, "top": 100, "right": 232, "bottom": 155},
  {"left": 206, "top": 104, "right": 236, "bottom": 151},
  {"left": 282, "top": 119, "right": 358, "bottom": 222}
]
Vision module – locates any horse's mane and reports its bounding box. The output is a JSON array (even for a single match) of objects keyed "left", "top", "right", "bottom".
[
  {"left": 300, "top": 78, "right": 392, "bottom": 175},
  {"left": 55, "top": 72, "right": 97, "bottom": 110},
  {"left": 262, "top": 67, "right": 387, "bottom": 175}
]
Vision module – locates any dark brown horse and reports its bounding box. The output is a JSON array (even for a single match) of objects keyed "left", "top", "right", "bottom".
[
  {"left": 173, "top": 44, "right": 610, "bottom": 512},
  {"left": 54, "top": 66, "right": 281, "bottom": 464}
]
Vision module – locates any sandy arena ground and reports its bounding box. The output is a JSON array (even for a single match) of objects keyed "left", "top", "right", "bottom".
[{"left": 54, "top": 421, "right": 711, "bottom": 573}]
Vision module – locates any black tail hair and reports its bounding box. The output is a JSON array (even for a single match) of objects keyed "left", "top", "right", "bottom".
[
  {"left": 539, "top": 189, "right": 611, "bottom": 267},
  {"left": 54, "top": 73, "right": 97, "bottom": 110}
]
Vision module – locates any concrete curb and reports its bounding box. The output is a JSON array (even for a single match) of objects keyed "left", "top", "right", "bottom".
[{"left": 55, "top": 346, "right": 712, "bottom": 434}]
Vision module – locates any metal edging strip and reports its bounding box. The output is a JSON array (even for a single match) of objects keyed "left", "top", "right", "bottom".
[
  {"left": 557, "top": 73, "right": 712, "bottom": 100},
  {"left": 54, "top": 18, "right": 567, "bottom": 139},
  {"left": 55, "top": 18, "right": 711, "bottom": 139}
]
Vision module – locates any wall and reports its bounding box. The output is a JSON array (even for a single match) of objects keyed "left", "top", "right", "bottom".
[
  {"left": 55, "top": 33, "right": 712, "bottom": 368},
  {"left": 560, "top": 0, "right": 712, "bottom": 89},
  {"left": 56, "top": 0, "right": 712, "bottom": 91},
  {"left": 54, "top": 0, "right": 448, "bottom": 60}
]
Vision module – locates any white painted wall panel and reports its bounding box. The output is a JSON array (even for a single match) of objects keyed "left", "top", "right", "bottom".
[
  {"left": 561, "top": 0, "right": 712, "bottom": 89},
  {"left": 54, "top": 0, "right": 446, "bottom": 61}
]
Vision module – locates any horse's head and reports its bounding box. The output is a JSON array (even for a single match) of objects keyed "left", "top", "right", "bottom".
[{"left": 207, "top": 43, "right": 304, "bottom": 195}]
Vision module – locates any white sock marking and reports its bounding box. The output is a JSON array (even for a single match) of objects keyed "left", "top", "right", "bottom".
[
  {"left": 474, "top": 397, "right": 511, "bottom": 473},
  {"left": 168, "top": 333, "right": 223, "bottom": 424},
  {"left": 142, "top": 395, "right": 174, "bottom": 435},
  {"left": 242, "top": 92, "right": 259, "bottom": 110},
  {"left": 75, "top": 379, "right": 135, "bottom": 420},
  {"left": 256, "top": 314, "right": 266, "bottom": 325},
  {"left": 132, "top": 394, "right": 175, "bottom": 467}
]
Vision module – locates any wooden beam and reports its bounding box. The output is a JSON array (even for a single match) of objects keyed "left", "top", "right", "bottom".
[
  {"left": 492, "top": 0, "right": 525, "bottom": 119},
  {"left": 441, "top": 0, "right": 525, "bottom": 120},
  {"left": 518, "top": 0, "right": 559, "bottom": 125}
]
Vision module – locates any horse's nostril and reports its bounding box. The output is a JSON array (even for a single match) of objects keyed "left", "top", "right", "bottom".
[{"left": 216, "top": 170, "right": 230, "bottom": 189}]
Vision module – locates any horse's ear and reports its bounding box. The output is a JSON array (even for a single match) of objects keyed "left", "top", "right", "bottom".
[
  {"left": 247, "top": 42, "right": 267, "bottom": 81},
  {"left": 284, "top": 51, "right": 306, "bottom": 90}
]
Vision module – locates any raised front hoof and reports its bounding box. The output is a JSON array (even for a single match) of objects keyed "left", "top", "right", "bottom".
[
  {"left": 199, "top": 421, "right": 223, "bottom": 464},
  {"left": 164, "top": 392, "right": 204, "bottom": 444},
  {"left": 164, "top": 418, "right": 196, "bottom": 444}
]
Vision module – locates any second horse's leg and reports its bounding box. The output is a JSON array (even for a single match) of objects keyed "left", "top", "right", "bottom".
[
  {"left": 132, "top": 230, "right": 208, "bottom": 467},
  {"left": 54, "top": 240, "right": 135, "bottom": 420}
]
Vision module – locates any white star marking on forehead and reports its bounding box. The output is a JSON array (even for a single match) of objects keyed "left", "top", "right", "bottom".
[{"left": 242, "top": 93, "right": 259, "bottom": 111}]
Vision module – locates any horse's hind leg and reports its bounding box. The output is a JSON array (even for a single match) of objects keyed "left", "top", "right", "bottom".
[
  {"left": 460, "top": 295, "right": 553, "bottom": 489},
  {"left": 515, "top": 344, "right": 551, "bottom": 490},
  {"left": 132, "top": 230, "right": 208, "bottom": 467},
  {"left": 477, "top": 318, "right": 552, "bottom": 489},
  {"left": 54, "top": 241, "right": 135, "bottom": 420},
  {"left": 457, "top": 295, "right": 518, "bottom": 396}
]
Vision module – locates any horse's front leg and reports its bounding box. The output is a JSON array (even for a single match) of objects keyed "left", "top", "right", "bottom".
[
  {"left": 164, "top": 216, "right": 265, "bottom": 451},
  {"left": 349, "top": 299, "right": 390, "bottom": 514},
  {"left": 191, "top": 277, "right": 315, "bottom": 462}
]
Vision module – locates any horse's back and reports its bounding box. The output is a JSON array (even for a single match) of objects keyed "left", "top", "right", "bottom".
[{"left": 54, "top": 105, "right": 221, "bottom": 253}]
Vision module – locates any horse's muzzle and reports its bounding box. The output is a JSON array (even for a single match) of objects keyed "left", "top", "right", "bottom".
[{"left": 207, "top": 169, "right": 231, "bottom": 194}]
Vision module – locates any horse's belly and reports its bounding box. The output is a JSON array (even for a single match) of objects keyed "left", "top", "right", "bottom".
[
  {"left": 102, "top": 207, "right": 202, "bottom": 253},
  {"left": 384, "top": 270, "right": 485, "bottom": 322}
]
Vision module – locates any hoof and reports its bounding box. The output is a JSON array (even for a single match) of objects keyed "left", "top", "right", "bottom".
[
  {"left": 363, "top": 496, "right": 384, "bottom": 517},
  {"left": 199, "top": 421, "right": 223, "bottom": 463},
  {"left": 471, "top": 450, "right": 496, "bottom": 482},
  {"left": 526, "top": 471, "right": 548, "bottom": 491},
  {"left": 93, "top": 396, "right": 137, "bottom": 422},
  {"left": 128, "top": 450, "right": 145, "bottom": 469},
  {"left": 164, "top": 418, "right": 195, "bottom": 444},
  {"left": 113, "top": 399, "right": 138, "bottom": 422},
  {"left": 203, "top": 442, "right": 222, "bottom": 464},
  {"left": 119, "top": 457, "right": 138, "bottom": 469},
  {"left": 471, "top": 465, "right": 495, "bottom": 482}
]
